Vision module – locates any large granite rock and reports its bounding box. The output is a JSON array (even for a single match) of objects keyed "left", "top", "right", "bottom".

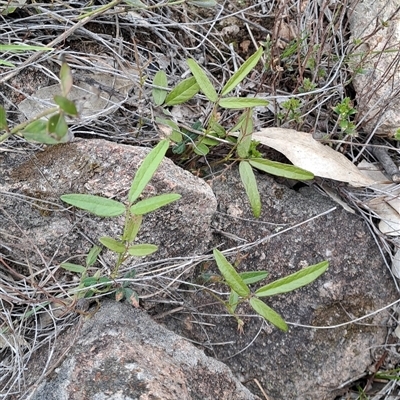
[
  {"left": 27, "top": 300, "right": 259, "bottom": 400},
  {"left": 349, "top": 0, "right": 400, "bottom": 137},
  {"left": 157, "top": 168, "right": 398, "bottom": 400}
]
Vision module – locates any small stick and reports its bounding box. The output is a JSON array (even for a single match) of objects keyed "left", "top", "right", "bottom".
[{"left": 370, "top": 145, "right": 400, "bottom": 182}]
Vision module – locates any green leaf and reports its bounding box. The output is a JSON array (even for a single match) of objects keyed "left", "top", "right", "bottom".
[
  {"left": 124, "top": 287, "right": 140, "bottom": 307},
  {"left": 250, "top": 297, "right": 288, "bottom": 332},
  {"left": 128, "top": 139, "right": 169, "bottom": 204},
  {"left": 122, "top": 0, "right": 146, "bottom": 7},
  {"left": 54, "top": 95, "right": 78, "bottom": 116},
  {"left": 237, "top": 109, "right": 253, "bottom": 158},
  {"left": 60, "top": 62, "right": 73, "bottom": 96},
  {"left": 60, "top": 263, "right": 86, "bottom": 274},
  {"left": 221, "top": 47, "right": 263, "bottom": 96},
  {"left": 255, "top": 261, "right": 329, "bottom": 297},
  {"left": 99, "top": 237, "right": 126, "bottom": 253},
  {"left": 152, "top": 70, "right": 168, "bottom": 106},
  {"left": 0, "top": 44, "right": 53, "bottom": 52},
  {"left": 165, "top": 76, "right": 200, "bottom": 106},
  {"left": 213, "top": 249, "right": 250, "bottom": 297},
  {"left": 201, "top": 134, "right": 219, "bottom": 146},
  {"left": 0, "top": 105, "right": 7, "bottom": 130},
  {"left": 240, "top": 271, "right": 268, "bottom": 285},
  {"left": 115, "top": 287, "right": 125, "bottom": 302},
  {"left": 122, "top": 214, "right": 142, "bottom": 242},
  {"left": 60, "top": 194, "right": 126, "bottom": 217},
  {"left": 239, "top": 161, "right": 261, "bottom": 218},
  {"left": 130, "top": 193, "right": 181, "bottom": 215},
  {"left": 86, "top": 245, "right": 102, "bottom": 267},
  {"left": 228, "top": 290, "right": 239, "bottom": 313},
  {"left": 128, "top": 244, "right": 158, "bottom": 256},
  {"left": 219, "top": 98, "right": 269, "bottom": 109},
  {"left": 47, "top": 113, "right": 68, "bottom": 139},
  {"left": 187, "top": 58, "right": 218, "bottom": 102},
  {"left": 249, "top": 159, "right": 314, "bottom": 180},
  {"left": 193, "top": 142, "right": 209, "bottom": 155},
  {"left": 22, "top": 119, "right": 65, "bottom": 144},
  {"left": 0, "top": 59, "right": 15, "bottom": 67},
  {"left": 187, "top": 0, "right": 217, "bottom": 7}
]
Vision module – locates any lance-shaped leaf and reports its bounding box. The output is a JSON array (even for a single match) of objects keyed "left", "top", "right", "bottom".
[
  {"left": 0, "top": 105, "right": 7, "bottom": 130},
  {"left": 250, "top": 159, "right": 314, "bottom": 180},
  {"left": 61, "top": 194, "right": 125, "bottom": 217},
  {"left": 228, "top": 290, "right": 239, "bottom": 314},
  {"left": 60, "top": 263, "right": 86, "bottom": 274},
  {"left": 165, "top": 76, "right": 200, "bottom": 106},
  {"left": 239, "top": 161, "right": 261, "bottom": 218},
  {"left": 128, "top": 139, "right": 169, "bottom": 204},
  {"left": 255, "top": 261, "right": 329, "bottom": 297},
  {"left": 122, "top": 214, "right": 142, "bottom": 242},
  {"left": 240, "top": 271, "right": 268, "bottom": 285},
  {"left": 128, "top": 244, "right": 158, "bottom": 256},
  {"left": 99, "top": 237, "right": 126, "bottom": 253},
  {"left": 219, "top": 98, "right": 268, "bottom": 109},
  {"left": 250, "top": 297, "right": 288, "bottom": 332},
  {"left": 0, "top": 44, "right": 53, "bottom": 52},
  {"left": 60, "top": 62, "right": 73, "bottom": 96},
  {"left": 187, "top": 58, "right": 218, "bottom": 102},
  {"left": 237, "top": 108, "right": 253, "bottom": 158},
  {"left": 130, "top": 193, "right": 181, "bottom": 215},
  {"left": 213, "top": 249, "right": 250, "bottom": 297},
  {"left": 86, "top": 245, "right": 102, "bottom": 267},
  {"left": 152, "top": 70, "right": 168, "bottom": 106},
  {"left": 221, "top": 46, "right": 263, "bottom": 96}
]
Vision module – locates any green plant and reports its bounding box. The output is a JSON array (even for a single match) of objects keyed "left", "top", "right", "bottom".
[
  {"left": 60, "top": 139, "right": 181, "bottom": 303},
  {"left": 0, "top": 61, "right": 78, "bottom": 143},
  {"left": 211, "top": 249, "right": 329, "bottom": 332},
  {"left": 278, "top": 97, "right": 303, "bottom": 124},
  {"left": 152, "top": 47, "right": 314, "bottom": 218},
  {"left": 333, "top": 97, "right": 358, "bottom": 136}
]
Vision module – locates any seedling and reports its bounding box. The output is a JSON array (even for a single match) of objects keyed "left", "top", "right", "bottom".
[
  {"left": 60, "top": 139, "right": 181, "bottom": 304},
  {"left": 212, "top": 249, "right": 329, "bottom": 332},
  {"left": 152, "top": 47, "right": 314, "bottom": 218}
]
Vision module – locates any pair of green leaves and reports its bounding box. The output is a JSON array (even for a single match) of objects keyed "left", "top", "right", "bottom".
[
  {"left": 152, "top": 46, "right": 268, "bottom": 110},
  {"left": 213, "top": 249, "right": 329, "bottom": 332}
]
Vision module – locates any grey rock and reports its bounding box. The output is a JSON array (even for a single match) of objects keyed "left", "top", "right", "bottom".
[
  {"left": 28, "top": 300, "right": 259, "bottom": 400},
  {"left": 158, "top": 168, "right": 398, "bottom": 400},
  {"left": 0, "top": 138, "right": 216, "bottom": 270},
  {"left": 349, "top": 0, "right": 400, "bottom": 137}
]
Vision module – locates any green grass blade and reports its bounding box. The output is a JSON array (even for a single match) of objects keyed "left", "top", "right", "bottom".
[
  {"left": 165, "top": 76, "right": 200, "bottom": 106},
  {"left": 250, "top": 297, "right": 288, "bottom": 332},
  {"left": 239, "top": 161, "right": 261, "bottom": 218},
  {"left": 221, "top": 47, "right": 263, "bottom": 96},
  {"left": 128, "top": 139, "right": 169, "bottom": 204},
  {"left": 187, "top": 58, "right": 218, "bottom": 102},
  {"left": 130, "top": 194, "right": 181, "bottom": 215},
  {"left": 213, "top": 249, "right": 250, "bottom": 297},
  {"left": 0, "top": 44, "right": 53, "bottom": 52},
  {"left": 255, "top": 261, "right": 329, "bottom": 297},
  {"left": 86, "top": 245, "right": 102, "bottom": 267},
  {"left": 250, "top": 159, "right": 314, "bottom": 180},
  {"left": 0, "top": 105, "right": 7, "bottom": 130},
  {"left": 61, "top": 194, "right": 125, "bottom": 217}
]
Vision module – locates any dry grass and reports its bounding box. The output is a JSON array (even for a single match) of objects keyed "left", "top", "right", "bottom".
[{"left": 1, "top": 0, "right": 400, "bottom": 398}]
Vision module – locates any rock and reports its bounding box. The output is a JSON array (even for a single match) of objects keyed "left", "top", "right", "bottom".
[
  {"left": 0, "top": 138, "right": 216, "bottom": 269},
  {"left": 157, "top": 168, "right": 398, "bottom": 400},
  {"left": 26, "top": 300, "right": 259, "bottom": 400},
  {"left": 349, "top": 0, "right": 400, "bottom": 137}
]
